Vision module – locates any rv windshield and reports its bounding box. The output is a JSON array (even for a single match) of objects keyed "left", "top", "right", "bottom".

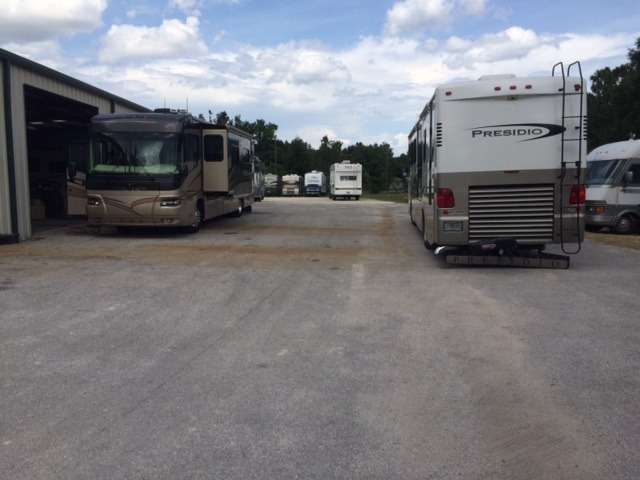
[
  {"left": 586, "top": 159, "right": 627, "bottom": 186},
  {"left": 89, "top": 132, "right": 180, "bottom": 175}
]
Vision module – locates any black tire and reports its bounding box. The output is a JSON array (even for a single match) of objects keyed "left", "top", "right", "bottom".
[
  {"left": 611, "top": 215, "right": 636, "bottom": 234},
  {"left": 230, "top": 202, "right": 243, "bottom": 218},
  {"left": 187, "top": 203, "right": 203, "bottom": 233}
]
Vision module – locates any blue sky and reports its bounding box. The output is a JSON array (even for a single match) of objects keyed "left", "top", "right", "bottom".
[{"left": 1, "top": 0, "right": 638, "bottom": 154}]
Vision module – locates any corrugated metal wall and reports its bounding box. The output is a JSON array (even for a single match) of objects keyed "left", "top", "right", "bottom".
[{"left": 0, "top": 64, "right": 10, "bottom": 236}]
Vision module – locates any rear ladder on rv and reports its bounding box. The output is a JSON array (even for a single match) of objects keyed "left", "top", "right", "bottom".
[{"left": 552, "top": 61, "right": 586, "bottom": 254}]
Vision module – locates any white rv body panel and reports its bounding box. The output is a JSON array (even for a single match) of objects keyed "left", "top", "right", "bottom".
[
  {"left": 432, "top": 76, "right": 583, "bottom": 174},
  {"left": 330, "top": 162, "right": 362, "bottom": 200},
  {"left": 585, "top": 139, "right": 640, "bottom": 233}
]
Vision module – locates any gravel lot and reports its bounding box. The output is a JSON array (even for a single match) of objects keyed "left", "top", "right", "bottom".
[{"left": 2, "top": 197, "right": 639, "bottom": 479}]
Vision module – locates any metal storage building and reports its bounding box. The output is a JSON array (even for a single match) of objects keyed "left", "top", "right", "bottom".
[{"left": 1, "top": 48, "right": 150, "bottom": 242}]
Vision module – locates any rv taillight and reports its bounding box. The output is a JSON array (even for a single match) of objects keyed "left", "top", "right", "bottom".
[
  {"left": 570, "top": 184, "right": 585, "bottom": 205},
  {"left": 437, "top": 188, "right": 455, "bottom": 208}
]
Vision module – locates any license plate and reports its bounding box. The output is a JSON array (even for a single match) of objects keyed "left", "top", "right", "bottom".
[{"left": 443, "top": 221, "right": 463, "bottom": 232}]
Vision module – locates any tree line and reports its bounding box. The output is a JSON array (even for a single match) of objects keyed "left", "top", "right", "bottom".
[
  {"left": 588, "top": 36, "right": 640, "bottom": 149},
  {"left": 197, "top": 36, "right": 640, "bottom": 192},
  {"left": 195, "top": 110, "right": 405, "bottom": 194}
]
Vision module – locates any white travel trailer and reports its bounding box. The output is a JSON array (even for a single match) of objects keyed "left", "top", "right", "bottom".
[
  {"left": 304, "top": 170, "right": 327, "bottom": 196},
  {"left": 408, "top": 62, "right": 587, "bottom": 268},
  {"left": 330, "top": 161, "right": 362, "bottom": 200},
  {"left": 282, "top": 174, "right": 303, "bottom": 196},
  {"left": 585, "top": 139, "right": 640, "bottom": 234},
  {"left": 84, "top": 110, "right": 255, "bottom": 232}
]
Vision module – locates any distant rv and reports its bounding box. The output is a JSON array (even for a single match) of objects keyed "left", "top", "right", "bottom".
[
  {"left": 282, "top": 174, "right": 303, "bottom": 196},
  {"left": 585, "top": 139, "right": 640, "bottom": 234},
  {"left": 304, "top": 170, "right": 327, "bottom": 196},
  {"left": 82, "top": 109, "right": 255, "bottom": 232},
  {"left": 264, "top": 173, "right": 281, "bottom": 196},
  {"left": 329, "top": 161, "right": 362, "bottom": 200}
]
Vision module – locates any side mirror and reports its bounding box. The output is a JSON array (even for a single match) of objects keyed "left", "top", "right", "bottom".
[
  {"left": 623, "top": 171, "right": 633, "bottom": 185},
  {"left": 68, "top": 162, "right": 77, "bottom": 180},
  {"left": 179, "top": 163, "right": 189, "bottom": 177}
]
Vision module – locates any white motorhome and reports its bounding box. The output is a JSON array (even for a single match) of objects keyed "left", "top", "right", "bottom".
[
  {"left": 304, "top": 170, "right": 327, "bottom": 196},
  {"left": 282, "top": 174, "right": 303, "bottom": 196},
  {"left": 585, "top": 139, "right": 640, "bottom": 233},
  {"left": 330, "top": 161, "right": 362, "bottom": 200},
  {"left": 408, "top": 62, "right": 587, "bottom": 268}
]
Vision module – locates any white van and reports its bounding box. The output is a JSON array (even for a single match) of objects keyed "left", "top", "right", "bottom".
[{"left": 585, "top": 139, "right": 640, "bottom": 233}]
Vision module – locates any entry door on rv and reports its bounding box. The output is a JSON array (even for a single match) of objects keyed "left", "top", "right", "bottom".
[{"left": 203, "top": 131, "right": 229, "bottom": 192}]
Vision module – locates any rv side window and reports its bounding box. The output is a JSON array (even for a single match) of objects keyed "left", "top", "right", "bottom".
[
  {"left": 204, "top": 135, "right": 224, "bottom": 162},
  {"left": 242, "top": 148, "right": 251, "bottom": 167},
  {"left": 628, "top": 164, "right": 640, "bottom": 185},
  {"left": 184, "top": 134, "right": 199, "bottom": 170},
  {"left": 229, "top": 139, "right": 240, "bottom": 165}
]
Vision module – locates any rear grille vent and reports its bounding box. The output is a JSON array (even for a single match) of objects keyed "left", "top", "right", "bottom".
[
  {"left": 468, "top": 184, "right": 554, "bottom": 242},
  {"left": 435, "top": 123, "right": 443, "bottom": 147}
]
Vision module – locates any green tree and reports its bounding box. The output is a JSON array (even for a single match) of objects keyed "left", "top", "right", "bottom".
[
  {"left": 215, "top": 111, "right": 231, "bottom": 125},
  {"left": 588, "top": 37, "right": 640, "bottom": 149},
  {"left": 344, "top": 142, "right": 395, "bottom": 193},
  {"left": 279, "top": 137, "right": 313, "bottom": 175},
  {"left": 317, "top": 135, "right": 343, "bottom": 175}
]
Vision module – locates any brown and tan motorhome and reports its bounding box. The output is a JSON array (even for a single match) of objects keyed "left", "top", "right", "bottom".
[{"left": 84, "top": 109, "right": 255, "bottom": 232}]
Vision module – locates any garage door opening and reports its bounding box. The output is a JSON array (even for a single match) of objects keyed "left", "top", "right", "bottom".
[{"left": 24, "top": 85, "right": 97, "bottom": 221}]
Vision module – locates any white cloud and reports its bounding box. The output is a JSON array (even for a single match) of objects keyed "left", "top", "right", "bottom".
[
  {"left": 460, "top": 0, "right": 487, "bottom": 16},
  {"left": 168, "top": 0, "right": 242, "bottom": 15},
  {"left": 255, "top": 44, "right": 351, "bottom": 85},
  {"left": 0, "top": 41, "right": 63, "bottom": 64},
  {"left": 98, "top": 16, "right": 208, "bottom": 64},
  {"left": 384, "top": 0, "right": 487, "bottom": 37},
  {"left": 0, "top": 0, "right": 106, "bottom": 43},
  {"left": 385, "top": 0, "right": 454, "bottom": 37},
  {"left": 443, "top": 27, "right": 541, "bottom": 68}
]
